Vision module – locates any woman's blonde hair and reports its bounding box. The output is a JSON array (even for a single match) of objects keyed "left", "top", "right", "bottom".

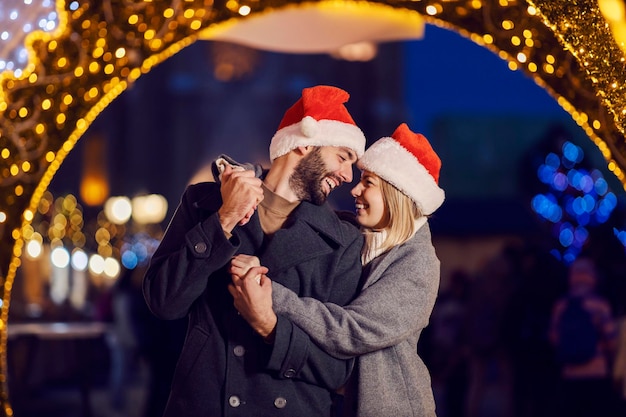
[{"left": 361, "top": 176, "right": 423, "bottom": 261}]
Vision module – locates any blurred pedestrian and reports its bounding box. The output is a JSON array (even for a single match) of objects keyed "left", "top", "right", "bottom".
[
  {"left": 549, "top": 256, "right": 619, "bottom": 417},
  {"left": 427, "top": 269, "right": 470, "bottom": 417},
  {"left": 463, "top": 248, "right": 518, "bottom": 417}
]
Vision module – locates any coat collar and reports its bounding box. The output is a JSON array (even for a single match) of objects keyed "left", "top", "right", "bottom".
[{"left": 363, "top": 223, "right": 431, "bottom": 288}]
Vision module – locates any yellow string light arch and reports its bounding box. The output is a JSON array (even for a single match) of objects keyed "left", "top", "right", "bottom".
[{"left": 0, "top": 0, "right": 624, "bottom": 414}]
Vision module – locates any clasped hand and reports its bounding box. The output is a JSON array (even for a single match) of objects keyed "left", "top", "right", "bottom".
[{"left": 228, "top": 254, "right": 277, "bottom": 340}]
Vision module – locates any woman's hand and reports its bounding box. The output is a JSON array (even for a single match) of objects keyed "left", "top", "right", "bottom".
[
  {"left": 230, "top": 254, "right": 261, "bottom": 283},
  {"left": 228, "top": 264, "right": 277, "bottom": 341}
]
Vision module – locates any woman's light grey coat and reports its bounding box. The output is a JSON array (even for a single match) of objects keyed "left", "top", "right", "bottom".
[{"left": 272, "top": 222, "right": 440, "bottom": 417}]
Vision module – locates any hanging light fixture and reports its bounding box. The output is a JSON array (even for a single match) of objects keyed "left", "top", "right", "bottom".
[{"left": 200, "top": 2, "right": 426, "bottom": 60}]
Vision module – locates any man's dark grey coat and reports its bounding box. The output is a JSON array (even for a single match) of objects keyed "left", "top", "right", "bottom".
[{"left": 143, "top": 181, "right": 363, "bottom": 417}]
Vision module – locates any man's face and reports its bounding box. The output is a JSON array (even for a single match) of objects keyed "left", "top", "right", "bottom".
[{"left": 289, "top": 146, "right": 357, "bottom": 205}]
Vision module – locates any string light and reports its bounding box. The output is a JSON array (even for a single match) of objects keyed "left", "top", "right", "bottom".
[{"left": 0, "top": 0, "right": 57, "bottom": 78}]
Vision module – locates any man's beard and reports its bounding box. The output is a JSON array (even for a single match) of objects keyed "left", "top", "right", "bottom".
[{"left": 289, "top": 148, "right": 332, "bottom": 206}]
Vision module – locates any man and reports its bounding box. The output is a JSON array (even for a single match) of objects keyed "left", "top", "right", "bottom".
[{"left": 143, "top": 85, "right": 366, "bottom": 417}]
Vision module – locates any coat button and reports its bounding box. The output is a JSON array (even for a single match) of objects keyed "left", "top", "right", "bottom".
[
  {"left": 283, "top": 368, "right": 296, "bottom": 378},
  {"left": 233, "top": 345, "right": 245, "bottom": 357},
  {"left": 274, "top": 397, "right": 287, "bottom": 409},
  {"left": 228, "top": 395, "right": 241, "bottom": 407},
  {"left": 194, "top": 242, "right": 207, "bottom": 253}
]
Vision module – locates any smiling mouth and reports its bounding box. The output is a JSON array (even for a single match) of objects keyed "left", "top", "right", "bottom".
[
  {"left": 355, "top": 202, "right": 367, "bottom": 210},
  {"left": 324, "top": 177, "right": 339, "bottom": 193}
]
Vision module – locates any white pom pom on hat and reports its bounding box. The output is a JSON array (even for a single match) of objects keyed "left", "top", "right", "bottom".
[
  {"left": 269, "top": 85, "right": 366, "bottom": 161},
  {"left": 358, "top": 123, "right": 445, "bottom": 215}
]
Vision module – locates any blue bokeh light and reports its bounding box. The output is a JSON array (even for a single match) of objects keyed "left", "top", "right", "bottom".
[
  {"left": 562, "top": 141, "right": 583, "bottom": 164},
  {"left": 545, "top": 152, "right": 560, "bottom": 169},
  {"left": 559, "top": 226, "right": 574, "bottom": 247},
  {"left": 530, "top": 140, "right": 622, "bottom": 261},
  {"left": 594, "top": 176, "right": 609, "bottom": 196},
  {"left": 120, "top": 232, "right": 160, "bottom": 270}
]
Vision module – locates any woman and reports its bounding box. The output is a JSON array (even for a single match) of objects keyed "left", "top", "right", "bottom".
[{"left": 229, "top": 123, "right": 445, "bottom": 417}]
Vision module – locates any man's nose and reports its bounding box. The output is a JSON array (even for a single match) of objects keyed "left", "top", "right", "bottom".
[{"left": 340, "top": 164, "right": 353, "bottom": 183}]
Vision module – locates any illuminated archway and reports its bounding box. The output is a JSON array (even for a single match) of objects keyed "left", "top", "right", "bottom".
[{"left": 0, "top": 0, "right": 624, "bottom": 414}]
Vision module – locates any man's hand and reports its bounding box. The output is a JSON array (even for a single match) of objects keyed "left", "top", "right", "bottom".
[
  {"left": 228, "top": 265, "right": 277, "bottom": 340},
  {"left": 218, "top": 165, "right": 264, "bottom": 233}
]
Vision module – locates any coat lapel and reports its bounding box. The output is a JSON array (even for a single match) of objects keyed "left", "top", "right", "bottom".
[
  {"left": 260, "top": 220, "right": 334, "bottom": 275},
  {"left": 259, "top": 201, "right": 348, "bottom": 276}
]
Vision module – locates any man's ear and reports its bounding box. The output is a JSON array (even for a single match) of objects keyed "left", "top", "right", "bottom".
[{"left": 294, "top": 146, "right": 313, "bottom": 156}]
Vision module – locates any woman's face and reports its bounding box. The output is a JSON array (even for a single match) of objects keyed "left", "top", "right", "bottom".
[{"left": 351, "top": 170, "right": 388, "bottom": 230}]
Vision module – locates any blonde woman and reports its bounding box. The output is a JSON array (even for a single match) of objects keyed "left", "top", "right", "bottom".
[{"left": 230, "top": 123, "right": 445, "bottom": 417}]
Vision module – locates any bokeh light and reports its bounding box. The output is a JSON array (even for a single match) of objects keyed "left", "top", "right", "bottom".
[
  {"left": 531, "top": 139, "right": 621, "bottom": 262},
  {"left": 0, "top": 0, "right": 58, "bottom": 77}
]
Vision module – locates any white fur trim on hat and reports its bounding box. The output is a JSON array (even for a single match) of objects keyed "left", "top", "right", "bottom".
[
  {"left": 269, "top": 116, "right": 366, "bottom": 161},
  {"left": 358, "top": 137, "right": 445, "bottom": 215}
]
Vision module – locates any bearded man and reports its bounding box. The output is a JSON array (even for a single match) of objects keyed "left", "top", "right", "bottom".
[{"left": 143, "top": 85, "right": 366, "bottom": 417}]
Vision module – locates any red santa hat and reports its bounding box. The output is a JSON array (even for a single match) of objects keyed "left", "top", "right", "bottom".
[
  {"left": 269, "top": 85, "right": 366, "bottom": 161},
  {"left": 358, "top": 123, "right": 445, "bottom": 215}
]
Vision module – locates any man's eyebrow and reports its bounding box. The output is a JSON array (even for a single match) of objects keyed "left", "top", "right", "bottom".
[{"left": 342, "top": 148, "right": 357, "bottom": 161}]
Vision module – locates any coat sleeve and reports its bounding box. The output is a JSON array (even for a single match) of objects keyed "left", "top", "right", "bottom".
[
  {"left": 263, "top": 316, "right": 354, "bottom": 389},
  {"left": 272, "top": 238, "right": 440, "bottom": 359},
  {"left": 266, "top": 224, "right": 363, "bottom": 389},
  {"left": 143, "top": 184, "right": 239, "bottom": 320}
]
